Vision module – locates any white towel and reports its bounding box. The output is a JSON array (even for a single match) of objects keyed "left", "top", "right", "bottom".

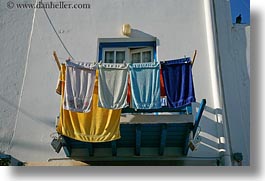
[
  {"left": 98, "top": 63, "right": 129, "bottom": 109},
  {"left": 64, "top": 60, "right": 97, "bottom": 113}
]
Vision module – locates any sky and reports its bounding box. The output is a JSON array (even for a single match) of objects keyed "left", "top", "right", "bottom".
[{"left": 230, "top": 0, "right": 250, "bottom": 24}]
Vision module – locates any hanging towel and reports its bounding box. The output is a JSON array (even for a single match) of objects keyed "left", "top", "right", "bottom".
[
  {"left": 56, "top": 65, "right": 121, "bottom": 142},
  {"left": 126, "top": 70, "right": 166, "bottom": 107},
  {"left": 64, "top": 60, "right": 97, "bottom": 113},
  {"left": 98, "top": 63, "right": 129, "bottom": 109},
  {"left": 129, "top": 62, "right": 161, "bottom": 109},
  {"left": 161, "top": 57, "right": 196, "bottom": 108}
]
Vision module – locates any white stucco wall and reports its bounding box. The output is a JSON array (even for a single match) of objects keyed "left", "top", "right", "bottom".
[
  {"left": 0, "top": 0, "right": 35, "bottom": 154},
  {"left": 0, "top": 0, "right": 246, "bottom": 165},
  {"left": 212, "top": 0, "right": 250, "bottom": 165},
  {"left": 222, "top": 24, "right": 250, "bottom": 166}
]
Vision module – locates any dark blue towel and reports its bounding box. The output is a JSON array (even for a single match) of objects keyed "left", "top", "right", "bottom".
[{"left": 161, "top": 57, "right": 196, "bottom": 108}]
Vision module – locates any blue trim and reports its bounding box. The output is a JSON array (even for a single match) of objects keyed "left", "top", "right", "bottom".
[
  {"left": 183, "top": 131, "right": 192, "bottom": 155},
  {"left": 0, "top": 154, "right": 11, "bottom": 159},
  {"left": 193, "top": 99, "right": 206, "bottom": 137},
  {"left": 61, "top": 137, "right": 71, "bottom": 157},
  {"left": 98, "top": 41, "right": 157, "bottom": 62},
  {"left": 99, "top": 41, "right": 156, "bottom": 48},
  {"left": 159, "top": 124, "right": 167, "bottom": 156},
  {"left": 62, "top": 146, "right": 71, "bottom": 157},
  {"left": 60, "top": 122, "right": 194, "bottom": 159},
  {"left": 153, "top": 46, "right": 157, "bottom": 62},
  {"left": 122, "top": 106, "right": 190, "bottom": 114},
  {"left": 135, "top": 124, "right": 142, "bottom": 156},
  {"left": 111, "top": 141, "right": 117, "bottom": 156},
  {"left": 88, "top": 143, "right": 94, "bottom": 156}
]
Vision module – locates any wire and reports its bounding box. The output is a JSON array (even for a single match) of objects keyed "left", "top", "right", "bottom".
[{"left": 40, "top": 0, "right": 75, "bottom": 60}]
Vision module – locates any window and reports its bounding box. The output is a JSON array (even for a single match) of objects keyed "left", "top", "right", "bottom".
[
  {"left": 103, "top": 48, "right": 129, "bottom": 63},
  {"left": 98, "top": 39, "right": 157, "bottom": 63},
  {"left": 103, "top": 47, "right": 153, "bottom": 64},
  {"left": 130, "top": 47, "right": 153, "bottom": 63}
]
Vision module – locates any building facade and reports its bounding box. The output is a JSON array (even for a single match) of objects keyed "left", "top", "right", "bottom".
[{"left": 0, "top": 0, "right": 250, "bottom": 166}]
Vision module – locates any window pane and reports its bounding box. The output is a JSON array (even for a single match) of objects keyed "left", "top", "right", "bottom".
[
  {"left": 142, "top": 51, "right": 151, "bottom": 62},
  {"left": 116, "top": 51, "right": 125, "bottom": 63},
  {"left": 105, "top": 51, "right": 114, "bottom": 63},
  {"left": 132, "top": 53, "right": 141, "bottom": 63}
]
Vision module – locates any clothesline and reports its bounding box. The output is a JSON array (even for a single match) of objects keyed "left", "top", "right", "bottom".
[
  {"left": 43, "top": 2, "right": 75, "bottom": 60},
  {"left": 60, "top": 57, "right": 196, "bottom": 113},
  {"left": 55, "top": 54, "right": 197, "bottom": 143},
  {"left": 52, "top": 50, "right": 198, "bottom": 71}
]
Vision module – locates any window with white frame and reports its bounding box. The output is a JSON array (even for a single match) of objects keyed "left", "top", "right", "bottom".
[
  {"left": 102, "top": 47, "right": 153, "bottom": 64},
  {"left": 103, "top": 48, "right": 129, "bottom": 63},
  {"left": 98, "top": 39, "right": 157, "bottom": 63},
  {"left": 130, "top": 47, "right": 153, "bottom": 63}
]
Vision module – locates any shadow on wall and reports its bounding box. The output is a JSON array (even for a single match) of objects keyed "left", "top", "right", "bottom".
[
  {"left": 0, "top": 95, "right": 55, "bottom": 129},
  {"left": 189, "top": 102, "right": 226, "bottom": 161},
  {"left": 223, "top": 24, "right": 250, "bottom": 166},
  {"left": 0, "top": 94, "right": 56, "bottom": 155},
  {"left": 130, "top": 29, "right": 156, "bottom": 39},
  {"left": 129, "top": 29, "right": 160, "bottom": 45},
  {"left": 231, "top": 24, "right": 249, "bottom": 81}
]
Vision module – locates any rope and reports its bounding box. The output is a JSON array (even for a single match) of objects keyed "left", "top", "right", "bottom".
[
  {"left": 9, "top": 0, "right": 39, "bottom": 152},
  {"left": 40, "top": 0, "right": 75, "bottom": 60}
]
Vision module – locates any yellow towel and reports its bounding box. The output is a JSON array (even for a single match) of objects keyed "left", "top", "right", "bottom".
[{"left": 56, "top": 64, "right": 121, "bottom": 142}]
